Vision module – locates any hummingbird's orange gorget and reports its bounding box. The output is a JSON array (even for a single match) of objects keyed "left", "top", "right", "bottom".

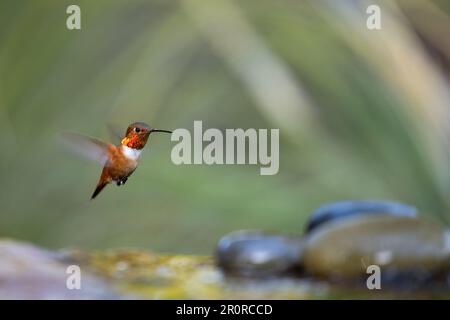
[{"left": 121, "top": 135, "right": 147, "bottom": 150}]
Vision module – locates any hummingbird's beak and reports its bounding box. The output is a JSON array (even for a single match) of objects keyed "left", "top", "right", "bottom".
[{"left": 150, "top": 129, "right": 173, "bottom": 134}]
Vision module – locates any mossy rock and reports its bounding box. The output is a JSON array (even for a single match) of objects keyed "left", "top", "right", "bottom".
[{"left": 0, "top": 239, "right": 449, "bottom": 299}]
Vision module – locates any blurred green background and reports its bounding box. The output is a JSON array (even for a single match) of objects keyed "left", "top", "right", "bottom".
[{"left": 0, "top": 0, "right": 449, "bottom": 254}]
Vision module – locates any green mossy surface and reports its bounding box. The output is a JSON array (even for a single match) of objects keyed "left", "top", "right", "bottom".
[
  {"left": 68, "top": 249, "right": 450, "bottom": 299},
  {"left": 1, "top": 239, "right": 448, "bottom": 299}
]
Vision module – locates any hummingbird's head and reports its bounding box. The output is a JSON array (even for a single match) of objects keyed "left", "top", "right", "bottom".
[{"left": 121, "top": 122, "right": 172, "bottom": 149}]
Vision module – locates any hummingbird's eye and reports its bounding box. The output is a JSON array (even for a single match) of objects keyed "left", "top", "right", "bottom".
[{"left": 134, "top": 127, "right": 141, "bottom": 133}]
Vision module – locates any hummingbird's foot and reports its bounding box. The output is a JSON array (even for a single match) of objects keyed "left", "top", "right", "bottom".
[{"left": 116, "top": 178, "right": 128, "bottom": 186}]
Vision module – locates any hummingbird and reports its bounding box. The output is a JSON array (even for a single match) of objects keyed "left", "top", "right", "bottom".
[{"left": 62, "top": 122, "right": 172, "bottom": 199}]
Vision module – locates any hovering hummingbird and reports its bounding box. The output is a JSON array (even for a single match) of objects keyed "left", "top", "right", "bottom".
[{"left": 62, "top": 122, "right": 172, "bottom": 199}]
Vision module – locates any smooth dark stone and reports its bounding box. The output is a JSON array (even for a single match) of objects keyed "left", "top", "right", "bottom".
[
  {"left": 303, "top": 215, "right": 450, "bottom": 284},
  {"left": 216, "top": 230, "right": 304, "bottom": 277},
  {"left": 305, "top": 200, "right": 417, "bottom": 233}
]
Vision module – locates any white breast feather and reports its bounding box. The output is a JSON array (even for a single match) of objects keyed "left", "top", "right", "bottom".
[{"left": 122, "top": 145, "right": 142, "bottom": 161}]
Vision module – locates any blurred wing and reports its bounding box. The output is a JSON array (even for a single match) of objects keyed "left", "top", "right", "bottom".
[
  {"left": 106, "top": 123, "right": 124, "bottom": 145},
  {"left": 60, "top": 132, "right": 111, "bottom": 165}
]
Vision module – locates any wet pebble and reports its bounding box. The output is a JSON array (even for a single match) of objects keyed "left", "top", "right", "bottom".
[
  {"left": 216, "top": 230, "right": 304, "bottom": 277},
  {"left": 303, "top": 215, "right": 450, "bottom": 283}
]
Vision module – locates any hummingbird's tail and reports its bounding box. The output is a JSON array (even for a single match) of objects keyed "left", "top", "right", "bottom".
[
  {"left": 91, "top": 182, "right": 108, "bottom": 199},
  {"left": 91, "top": 168, "right": 111, "bottom": 199}
]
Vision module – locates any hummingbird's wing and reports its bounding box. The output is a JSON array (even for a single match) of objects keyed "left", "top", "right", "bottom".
[
  {"left": 106, "top": 123, "right": 124, "bottom": 145},
  {"left": 60, "top": 132, "right": 111, "bottom": 165}
]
